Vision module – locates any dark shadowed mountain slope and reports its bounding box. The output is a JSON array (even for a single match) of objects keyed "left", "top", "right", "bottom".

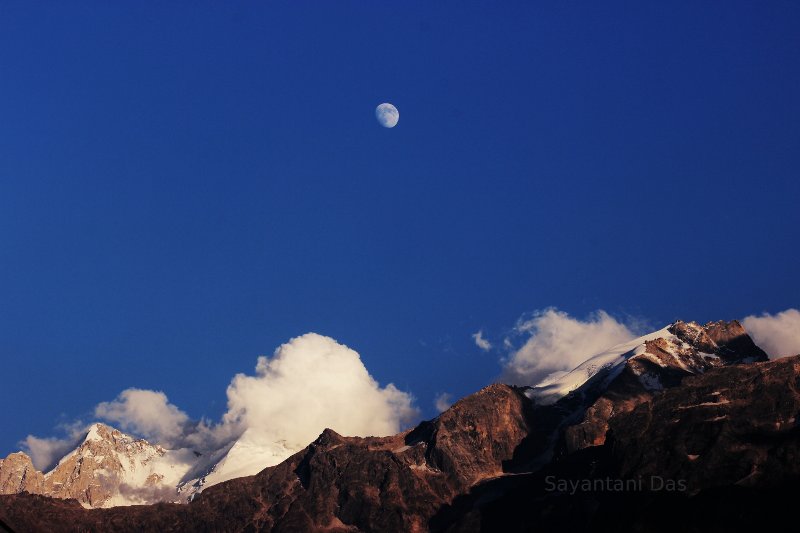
[{"left": 433, "top": 354, "right": 800, "bottom": 532}]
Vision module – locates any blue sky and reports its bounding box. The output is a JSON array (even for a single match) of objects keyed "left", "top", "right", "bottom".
[{"left": 1, "top": 2, "right": 798, "bottom": 455}]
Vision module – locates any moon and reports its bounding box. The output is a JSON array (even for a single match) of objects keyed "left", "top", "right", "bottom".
[{"left": 375, "top": 103, "right": 399, "bottom": 128}]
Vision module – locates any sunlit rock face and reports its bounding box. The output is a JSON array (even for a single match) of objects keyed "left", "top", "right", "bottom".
[
  {"left": 0, "top": 423, "right": 192, "bottom": 508},
  {"left": 0, "top": 453, "right": 44, "bottom": 495}
]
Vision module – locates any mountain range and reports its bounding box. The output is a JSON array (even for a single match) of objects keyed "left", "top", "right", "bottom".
[
  {"left": 0, "top": 420, "right": 294, "bottom": 508},
  {"left": 2, "top": 319, "right": 800, "bottom": 532}
]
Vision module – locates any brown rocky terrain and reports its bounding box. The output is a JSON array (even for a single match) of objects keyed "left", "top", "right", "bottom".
[
  {"left": 0, "top": 320, "right": 796, "bottom": 532},
  {"left": 432, "top": 354, "right": 800, "bottom": 532},
  {"left": 562, "top": 319, "right": 767, "bottom": 453},
  {"left": 0, "top": 423, "right": 189, "bottom": 508}
]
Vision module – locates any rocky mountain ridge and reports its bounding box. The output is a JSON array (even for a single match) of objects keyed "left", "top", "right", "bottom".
[{"left": 1, "top": 319, "right": 797, "bottom": 532}]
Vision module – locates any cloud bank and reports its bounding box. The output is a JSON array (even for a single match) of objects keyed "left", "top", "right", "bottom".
[
  {"left": 22, "top": 333, "right": 418, "bottom": 469},
  {"left": 219, "top": 333, "right": 418, "bottom": 450},
  {"left": 742, "top": 309, "right": 800, "bottom": 359},
  {"left": 501, "top": 308, "right": 636, "bottom": 385}
]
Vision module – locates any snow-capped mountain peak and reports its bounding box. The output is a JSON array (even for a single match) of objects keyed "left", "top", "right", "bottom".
[
  {"left": 527, "top": 326, "right": 676, "bottom": 405},
  {"left": 38, "top": 422, "right": 194, "bottom": 507},
  {"left": 0, "top": 422, "right": 302, "bottom": 508},
  {"left": 527, "top": 319, "right": 768, "bottom": 406},
  {"left": 177, "top": 429, "right": 294, "bottom": 500}
]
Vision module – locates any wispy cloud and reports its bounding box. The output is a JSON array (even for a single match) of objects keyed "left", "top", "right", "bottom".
[
  {"left": 472, "top": 330, "right": 492, "bottom": 351},
  {"left": 742, "top": 309, "right": 800, "bottom": 359},
  {"left": 434, "top": 392, "right": 453, "bottom": 413},
  {"left": 21, "top": 421, "right": 89, "bottom": 471},
  {"left": 501, "top": 308, "right": 637, "bottom": 386}
]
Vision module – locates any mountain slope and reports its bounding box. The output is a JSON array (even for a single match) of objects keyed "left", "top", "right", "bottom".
[
  {"left": 0, "top": 453, "right": 43, "bottom": 495},
  {"left": 432, "top": 354, "right": 800, "bottom": 532},
  {"left": 0, "top": 319, "right": 793, "bottom": 533},
  {"left": 527, "top": 325, "right": 676, "bottom": 405},
  {"left": 0, "top": 383, "right": 537, "bottom": 532},
  {"left": 177, "top": 430, "right": 294, "bottom": 500}
]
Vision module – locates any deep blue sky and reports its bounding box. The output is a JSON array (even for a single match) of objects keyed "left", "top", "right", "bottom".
[{"left": 1, "top": 2, "right": 798, "bottom": 454}]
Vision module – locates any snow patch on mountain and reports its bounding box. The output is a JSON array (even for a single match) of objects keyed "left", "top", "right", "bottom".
[
  {"left": 177, "top": 429, "right": 294, "bottom": 499},
  {"left": 527, "top": 326, "right": 676, "bottom": 405}
]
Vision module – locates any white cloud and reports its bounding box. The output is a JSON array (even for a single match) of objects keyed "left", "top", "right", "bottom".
[
  {"left": 501, "top": 308, "right": 636, "bottom": 385},
  {"left": 472, "top": 330, "right": 492, "bottom": 351},
  {"left": 21, "top": 333, "right": 418, "bottom": 470},
  {"left": 21, "top": 421, "right": 88, "bottom": 471},
  {"left": 220, "top": 333, "right": 417, "bottom": 451},
  {"left": 95, "top": 389, "right": 191, "bottom": 449},
  {"left": 434, "top": 392, "right": 453, "bottom": 413},
  {"left": 742, "top": 309, "right": 800, "bottom": 359},
  {"left": 22, "top": 436, "right": 77, "bottom": 471}
]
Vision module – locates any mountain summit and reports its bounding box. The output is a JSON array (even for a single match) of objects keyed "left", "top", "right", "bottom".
[
  {"left": 529, "top": 319, "right": 767, "bottom": 406},
  {"left": 0, "top": 422, "right": 297, "bottom": 508},
  {"left": 0, "top": 423, "right": 195, "bottom": 507}
]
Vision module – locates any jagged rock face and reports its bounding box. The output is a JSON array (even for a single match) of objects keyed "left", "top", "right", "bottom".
[
  {"left": 433, "top": 355, "right": 800, "bottom": 532},
  {"left": 0, "top": 423, "right": 189, "bottom": 508},
  {"left": 405, "top": 383, "right": 535, "bottom": 484},
  {"left": 42, "top": 424, "right": 171, "bottom": 507},
  {"left": 670, "top": 319, "right": 768, "bottom": 363},
  {"left": 227, "top": 384, "right": 535, "bottom": 532},
  {"left": 0, "top": 453, "right": 43, "bottom": 495},
  {"left": 608, "top": 355, "right": 800, "bottom": 492},
  {"left": 562, "top": 336, "right": 709, "bottom": 453},
  {"left": 564, "top": 320, "right": 764, "bottom": 453}
]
